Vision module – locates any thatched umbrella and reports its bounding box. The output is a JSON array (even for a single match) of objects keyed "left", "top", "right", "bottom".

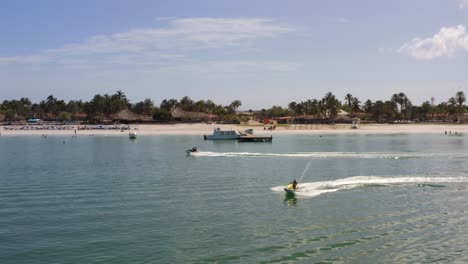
[
  {"left": 171, "top": 107, "right": 210, "bottom": 122},
  {"left": 111, "top": 109, "right": 152, "bottom": 123}
]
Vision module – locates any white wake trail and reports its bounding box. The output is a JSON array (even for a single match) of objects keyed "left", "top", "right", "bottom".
[
  {"left": 272, "top": 176, "right": 468, "bottom": 198},
  {"left": 191, "top": 151, "right": 462, "bottom": 159}
]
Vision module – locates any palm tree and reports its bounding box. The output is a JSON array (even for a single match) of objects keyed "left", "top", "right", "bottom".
[
  {"left": 288, "top": 101, "right": 297, "bottom": 114},
  {"left": 229, "top": 100, "right": 242, "bottom": 112},
  {"left": 205, "top": 100, "right": 216, "bottom": 114},
  {"left": 430, "top": 96, "right": 435, "bottom": 120},
  {"left": 143, "top": 98, "right": 154, "bottom": 115},
  {"left": 351, "top": 97, "right": 361, "bottom": 114},
  {"left": 345, "top": 93, "right": 353, "bottom": 107},
  {"left": 455, "top": 91, "right": 465, "bottom": 122},
  {"left": 288, "top": 101, "right": 298, "bottom": 123},
  {"left": 391, "top": 93, "right": 411, "bottom": 121},
  {"left": 160, "top": 99, "right": 178, "bottom": 111},
  {"left": 302, "top": 99, "right": 313, "bottom": 115},
  {"left": 296, "top": 102, "right": 305, "bottom": 122},
  {"left": 400, "top": 95, "right": 412, "bottom": 121},
  {"left": 420, "top": 101, "right": 431, "bottom": 121},
  {"left": 45, "top": 95, "right": 58, "bottom": 117},
  {"left": 436, "top": 102, "right": 449, "bottom": 121},
  {"left": 323, "top": 92, "right": 341, "bottom": 122},
  {"left": 363, "top": 100, "right": 373, "bottom": 114},
  {"left": 179, "top": 96, "right": 194, "bottom": 111},
  {"left": 448, "top": 97, "right": 457, "bottom": 120},
  {"left": 310, "top": 99, "right": 320, "bottom": 119},
  {"left": 194, "top": 100, "right": 206, "bottom": 112},
  {"left": 112, "top": 90, "right": 128, "bottom": 112},
  {"left": 391, "top": 94, "right": 401, "bottom": 119}
]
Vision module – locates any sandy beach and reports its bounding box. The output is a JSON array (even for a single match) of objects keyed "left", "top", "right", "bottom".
[{"left": 1, "top": 123, "right": 467, "bottom": 136}]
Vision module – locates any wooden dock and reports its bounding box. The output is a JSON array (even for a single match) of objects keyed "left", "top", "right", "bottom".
[{"left": 238, "top": 135, "right": 273, "bottom": 142}]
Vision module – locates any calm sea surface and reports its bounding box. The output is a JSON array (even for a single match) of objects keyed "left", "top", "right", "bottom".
[{"left": 2, "top": 133, "right": 468, "bottom": 263}]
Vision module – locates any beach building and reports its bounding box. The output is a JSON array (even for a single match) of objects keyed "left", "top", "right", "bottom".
[
  {"left": 263, "top": 118, "right": 278, "bottom": 125},
  {"left": 171, "top": 107, "right": 217, "bottom": 122},
  {"left": 291, "top": 115, "right": 319, "bottom": 124},
  {"left": 110, "top": 109, "right": 153, "bottom": 123},
  {"left": 273, "top": 116, "right": 293, "bottom": 124},
  {"left": 236, "top": 110, "right": 255, "bottom": 116},
  {"left": 72, "top": 112, "right": 88, "bottom": 121},
  {"left": 245, "top": 119, "right": 262, "bottom": 125}
]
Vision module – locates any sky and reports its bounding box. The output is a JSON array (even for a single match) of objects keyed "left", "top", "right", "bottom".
[{"left": 1, "top": 0, "right": 468, "bottom": 109}]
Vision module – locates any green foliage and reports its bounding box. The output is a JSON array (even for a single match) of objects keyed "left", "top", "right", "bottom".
[
  {"left": 132, "top": 98, "right": 154, "bottom": 115},
  {"left": 160, "top": 99, "right": 178, "bottom": 111},
  {"left": 256, "top": 106, "right": 289, "bottom": 119},
  {"left": 1, "top": 98, "right": 33, "bottom": 121},
  {"left": 223, "top": 113, "right": 241, "bottom": 124},
  {"left": 58, "top": 111, "right": 71, "bottom": 121},
  {"left": 1, "top": 90, "right": 467, "bottom": 124},
  {"left": 153, "top": 109, "right": 173, "bottom": 122}
]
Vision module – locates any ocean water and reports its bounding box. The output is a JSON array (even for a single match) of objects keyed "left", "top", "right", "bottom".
[{"left": 2, "top": 133, "right": 468, "bottom": 263}]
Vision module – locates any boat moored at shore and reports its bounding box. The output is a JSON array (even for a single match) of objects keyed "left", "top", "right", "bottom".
[
  {"left": 203, "top": 127, "right": 272, "bottom": 142},
  {"left": 203, "top": 128, "right": 242, "bottom": 140}
]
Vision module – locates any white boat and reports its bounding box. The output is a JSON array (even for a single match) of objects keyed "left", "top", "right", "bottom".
[
  {"left": 203, "top": 127, "right": 243, "bottom": 140},
  {"left": 129, "top": 131, "right": 137, "bottom": 139}
]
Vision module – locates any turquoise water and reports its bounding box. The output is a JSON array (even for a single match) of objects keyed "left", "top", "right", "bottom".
[{"left": 2, "top": 134, "right": 468, "bottom": 263}]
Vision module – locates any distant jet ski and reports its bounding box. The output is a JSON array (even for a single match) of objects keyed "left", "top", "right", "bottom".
[{"left": 186, "top": 147, "right": 198, "bottom": 154}]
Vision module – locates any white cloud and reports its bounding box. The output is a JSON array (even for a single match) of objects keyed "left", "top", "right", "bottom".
[
  {"left": 377, "top": 47, "right": 386, "bottom": 54},
  {"left": 0, "top": 55, "right": 47, "bottom": 64},
  {"left": 157, "top": 60, "right": 301, "bottom": 74},
  {"left": 0, "top": 18, "right": 293, "bottom": 66},
  {"left": 459, "top": 0, "right": 468, "bottom": 8},
  {"left": 336, "top": 18, "right": 351, "bottom": 24},
  {"left": 398, "top": 25, "right": 468, "bottom": 59}
]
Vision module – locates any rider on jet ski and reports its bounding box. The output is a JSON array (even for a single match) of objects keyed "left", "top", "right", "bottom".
[
  {"left": 286, "top": 179, "right": 298, "bottom": 190},
  {"left": 291, "top": 179, "right": 298, "bottom": 190}
]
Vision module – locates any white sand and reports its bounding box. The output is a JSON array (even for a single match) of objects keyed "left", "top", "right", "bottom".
[{"left": 0, "top": 123, "right": 466, "bottom": 136}]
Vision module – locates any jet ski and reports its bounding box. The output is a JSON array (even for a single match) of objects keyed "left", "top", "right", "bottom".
[
  {"left": 186, "top": 147, "right": 198, "bottom": 154},
  {"left": 284, "top": 183, "right": 298, "bottom": 194}
]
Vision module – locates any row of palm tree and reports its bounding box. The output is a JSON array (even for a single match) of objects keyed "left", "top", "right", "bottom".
[
  {"left": 1, "top": 90, "right": 466, "bottom": 123},
  {"left": 257, "top": 91, "right": 466, "bottom": 123},
  {"left": 160, "top": 96, "right": 241, "bottom": 115},
  {"left": 0, "top": 91, "right": 243, "bottom": 122},
  {"left": 286, "top": 92, "right": 341, "bottom": 122}
]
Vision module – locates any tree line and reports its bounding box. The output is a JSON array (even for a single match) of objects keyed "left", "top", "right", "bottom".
[
  {"left": 0, "top": 91, "right": 243, "bottom": 123},
  {"left": 0, "top": 90, "right": 466, "bottom": 123},
  {"left": 246, "top": 91, "right": 466, "bottom": 123}
]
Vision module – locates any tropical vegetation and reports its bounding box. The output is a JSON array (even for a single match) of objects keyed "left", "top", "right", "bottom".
[{"left": 1, "top": 90, "right": 467, "bottom": 124}]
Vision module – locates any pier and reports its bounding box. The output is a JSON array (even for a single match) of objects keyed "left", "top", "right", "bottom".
[{"left": 238, "top": 135, "right": 273, "bottom": 142}]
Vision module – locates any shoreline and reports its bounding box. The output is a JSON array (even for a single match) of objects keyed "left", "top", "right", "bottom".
[{"left": 0, "top": 123, "right": 466, "bottom": 136}]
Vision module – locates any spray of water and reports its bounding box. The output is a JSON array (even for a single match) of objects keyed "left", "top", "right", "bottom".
[{"left": 299, "top": 159, "right": 312, "bottom": 184}]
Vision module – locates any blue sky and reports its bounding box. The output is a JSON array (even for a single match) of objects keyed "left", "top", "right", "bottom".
[{"left": 1, "top": 0, "right": 468, "bottom": 109}]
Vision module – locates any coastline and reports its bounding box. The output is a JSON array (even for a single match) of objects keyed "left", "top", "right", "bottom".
[{"left": 0, "top": 123, "right": 466, "bottom": 136}]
